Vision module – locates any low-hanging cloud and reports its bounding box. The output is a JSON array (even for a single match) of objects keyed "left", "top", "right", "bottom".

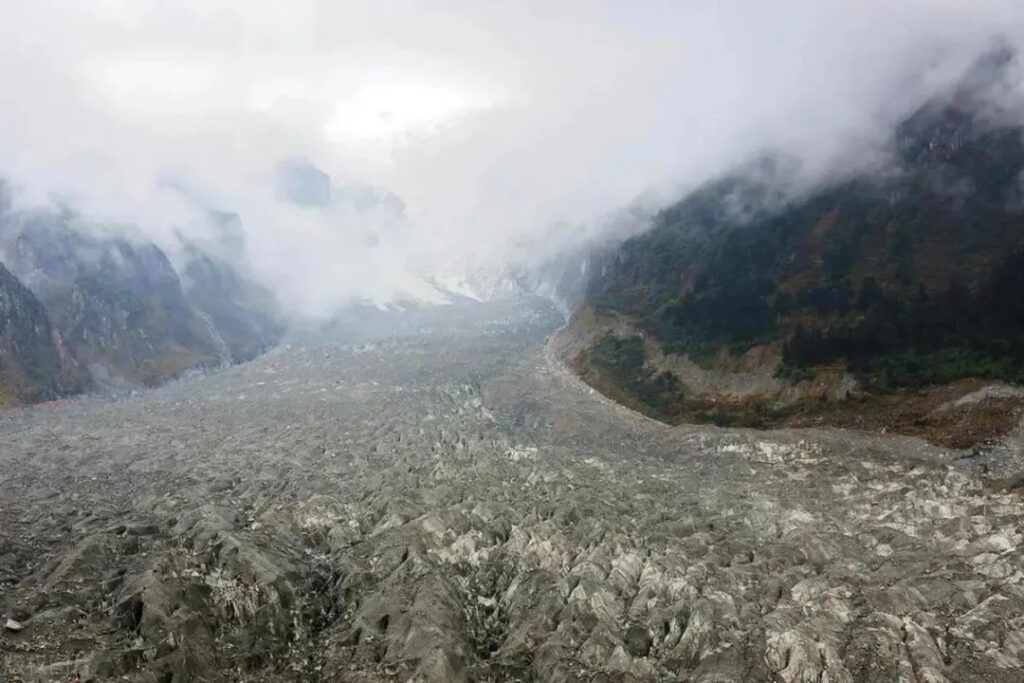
[{"left": 0, "top": 0, "right": 1022, "bottom": 317}]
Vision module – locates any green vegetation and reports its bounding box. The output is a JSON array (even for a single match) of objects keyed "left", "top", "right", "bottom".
[
  {"left": 783, "top": 250, "right": 1024, "bottom": 387},
  {"left": 587, "top": 334, "right": 791, "bottom": 428},
  {"left": 587, "top": 95, "right": 1024, "bottom": 392},
  {"left": 588, "top": 335, "right": 684, "bottom": 415}
]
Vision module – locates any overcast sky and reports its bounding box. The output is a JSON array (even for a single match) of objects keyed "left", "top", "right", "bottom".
[{"left": 0, "top": 1, "right": 1022, "bottom": 315}]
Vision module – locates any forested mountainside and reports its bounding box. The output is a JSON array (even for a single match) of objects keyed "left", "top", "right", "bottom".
[
  {"left": 0, "top": 200, "right": 284, "bottom": 403},
  {"left": 563, "top": 49, "right": 1024, "bottom": 445}
]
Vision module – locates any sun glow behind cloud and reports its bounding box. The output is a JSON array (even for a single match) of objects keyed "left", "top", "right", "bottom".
[{"left": 325, "top": 81, "right": 495, "bottom": 146}]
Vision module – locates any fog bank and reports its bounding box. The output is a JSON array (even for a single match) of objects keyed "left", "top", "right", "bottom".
[{"left": 1, "top": 1, "right": 1023, "bottom": 316}]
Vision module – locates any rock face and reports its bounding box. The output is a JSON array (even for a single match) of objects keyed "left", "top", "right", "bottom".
[
  {"left": 178, "top": 244, "right": 285, "bottom": 365},
  {"left": 2, "top": 298, "right": 1024, "bottom": 682},
  {"left": 569, "top": 47, "right": 1024, "bottom": 443},
  {"left": 275, "top": 157, "right": 334, "bottom": 208},
  {"left": 0, "top": 213, "right": 225, "bottom": 386},
  {"left": 274, "top": 157, "right": 405, "bottom": 217},
  {"left": 0, "top": 206, "right": 286, "bottom": 394},
  {"left": 0, "top": 260, "right": 89, "bottom": 405}
]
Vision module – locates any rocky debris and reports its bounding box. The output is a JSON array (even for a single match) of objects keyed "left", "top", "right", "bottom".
[
  {"left": 1, "top": 298, "right": 1023, "bottom": 681},
  {"left": 934, "top": 384, "right": 1024, "bottom": 413},
  {"left": 5, "top": 617, "right": 24, "bottom": 632}
]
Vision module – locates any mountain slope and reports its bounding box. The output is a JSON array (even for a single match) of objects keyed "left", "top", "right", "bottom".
[
  {"left": 1, "top": 213, "right": 227, "bottom": 386},
  {"left": 0, "top": 204, "right": 287, "bottom": 394},
  {"left": 0, "top": 260, "right": 89, "bottom": 404},
  {"left": 178, "top": 243, "right": 286, "bottom": 364},
  {"left": 562, "top": 50, "right": 1024, "bottom": 445}
]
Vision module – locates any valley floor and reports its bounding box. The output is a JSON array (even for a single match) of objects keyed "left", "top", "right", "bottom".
[{"left": 2, "top": 298, "right": 1024, "bottom": 682}]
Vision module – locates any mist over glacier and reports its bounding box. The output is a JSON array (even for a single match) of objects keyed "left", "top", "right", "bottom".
[{"left": 1, "top": 0, "right": 1023, "bottom": 317}]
